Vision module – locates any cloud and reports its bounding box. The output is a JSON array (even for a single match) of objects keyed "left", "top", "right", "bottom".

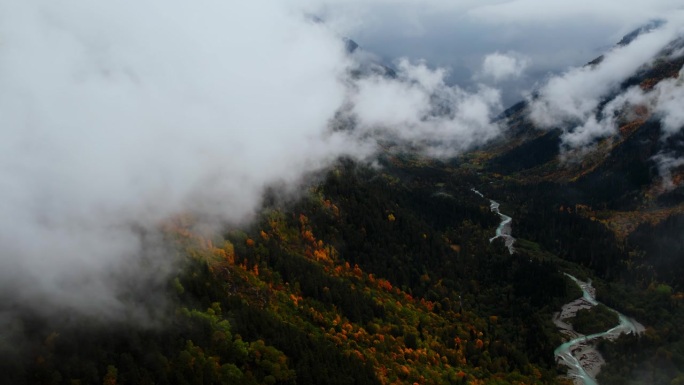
[
  {"left": 529, "top": 15, "right": 684, "bottom": 131},
  {"left": 0, "top": 0, "right": 507, "bottom": 324},
  {"left": 469, "top": 0, "right": 682, "bottom": 26},
  {"left": 651, "top": 69, "right": 684, "bottom": 135},
  {"left": 477, "top": 51, "right": 530, "bottom": 82},
  {"left": 0, "top": 0, "right": 358, "bottom": 323},
  {"left": 309, "top": 0, "right": 683, "bottom": 109},
  {"left": 563, "top": 65, "right": 684, "bottom": 147},
  {"left": 611, "top": 69, "right": 684, "bottom": 186},
  {"left": 525, "top": 15, "right": 684, "bottom": 188},
  {"left": 349, "top": 59, "right": 504, "bottom": 156},
  {"left": 4, "top": 0, "right": 680, "bottom": 331},
  {"left": 653, "top": 152, "right": 684, "bottom": 190}
]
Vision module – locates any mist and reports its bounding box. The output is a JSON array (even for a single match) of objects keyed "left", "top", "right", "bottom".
[
  {"left": 0, "top": 0, "right": 512, "bottom": 324},
  {"left": 2, "top": 0, "right": 683, "bottom": 329},
  {"left": 526, "top": 13, "right": 684, "bottom": 183},
  {"left": 311, "top": 0, "right": 683, "bottom": 106}
]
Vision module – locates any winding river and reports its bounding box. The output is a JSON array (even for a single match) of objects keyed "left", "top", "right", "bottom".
[
  {"left": 553, "top": 274, "right": 645, "bottom": 385},
  {"left": 471, "top": 188, "right": 516, "bottom": 254},
  {"left": 471, "top": 188, "right": 645, "bottom": 384}
]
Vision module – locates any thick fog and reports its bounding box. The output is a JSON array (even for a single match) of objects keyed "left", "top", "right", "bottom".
[
  {"left": 0, "top": 0, "right": 682, "bottom": 327},
  {"left": 0, "top": 0, "right": 505, "bottom": 323}
]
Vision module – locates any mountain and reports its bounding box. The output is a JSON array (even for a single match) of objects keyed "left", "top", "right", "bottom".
[
  {"left": 3, "top": 27, "right": 684, "bottom": 385},
  {"left": 473, "top": 28, "right": 684, "bottom": 294},
  {"left": 466, "top": 29, "right": 684, "bottom": 385},
  {"left": 345, "top": 38, "right": 398, "bottom": 79},
  {"left": 484, "top": 35, "right": 684, "bottom": 211}
]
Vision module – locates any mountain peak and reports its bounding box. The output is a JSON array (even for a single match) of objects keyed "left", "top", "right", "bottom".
[{"left": 617, "top": 19, "right": 666, "bottom": 46}]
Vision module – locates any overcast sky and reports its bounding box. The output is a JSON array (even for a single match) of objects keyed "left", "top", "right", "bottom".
[
  {"left": 0, "top": 0, "right": 682, "bottom": 326},
  {"left": 313, "top": 0, "right": 682, "bottom": 104}
]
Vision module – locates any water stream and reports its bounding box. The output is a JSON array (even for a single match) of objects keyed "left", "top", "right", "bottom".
[
  {"left": 472, "top": 188, "right": 515, "bottom": 254},
  {"left": 553, "top": 274, "right": 645, "bottom": 385},
  {"left": 471, "top": 188, "right": 644, "bottom": 384}
]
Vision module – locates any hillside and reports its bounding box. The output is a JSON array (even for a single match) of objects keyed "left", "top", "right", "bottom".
[
  {"left": 2, "top": 157, "right": 585, "bottom": 385},
  {"left": 483, "top": 37, "right": 684, "bottom": 210},
  {"left": 5, "top": 140, "right": 683, "bottom": 384},
  {"left": 464, "top": 32, "right": 684, "bottom": 385}
]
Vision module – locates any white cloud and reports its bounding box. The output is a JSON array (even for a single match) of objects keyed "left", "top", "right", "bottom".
[
  {"left": 651, "top": 69, "right": 684, "bottom": 135},
  {"left": 308, "top": 0, "right": 683, "bottom": 109},
  {"left": 0, "top": 0, "right": 356, "bottom": 321},
  {"left": 0, "top": 0, "right": 508, "bottom": 322},
  {"left": 478, "top": 51, "right": 530, "bottom": 82},
  {"left": 653, "top": 153, "right": 684, "bottom": 190},
  {"left": 529, "top": 15, "right": 684, "bottom": 130},
  {"left": 3, "top": 0, "right": 683, "bottom": 327},
  {"left": 350, "top": 59, "right": 504, "bottom": 156},
  {"left": 527, "top": 19, "right": 684, "bottom": 185}
]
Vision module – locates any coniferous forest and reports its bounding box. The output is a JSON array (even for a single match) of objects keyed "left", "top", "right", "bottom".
[
  {"left": 3, "top": 151, "right": 684, "bottom": 385},
  {"left": 3, "top": 8, "right": 684, "bottom": 385}
]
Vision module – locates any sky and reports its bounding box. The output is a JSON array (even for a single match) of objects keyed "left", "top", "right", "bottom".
[
  {"left": 0, "top": 0, "right": 683, "bottom": 328},
  {"left": 313, "top": 0, "right": 683, "bottom": 104}
]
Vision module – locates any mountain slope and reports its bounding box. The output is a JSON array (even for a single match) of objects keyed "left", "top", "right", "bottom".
[
  {"left": 2, "top": 159, "right": 582, "bottom": 385},
  {"left": 465, "top": 29, "right": 684, "bottom": 385},
  {"left": 482, "top": 34, "right": 684, "bottom": 212},
  {"left": 3, "top": 25, "right": 684, "bottom": 385}
]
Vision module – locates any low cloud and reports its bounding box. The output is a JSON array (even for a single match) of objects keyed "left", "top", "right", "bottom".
[
  {"left": 650, "top": 69, "right": 684, "bottom": 135},
  {"left": 0, "top": 0, "right": 507, "bottom": 325},
  {"left": 527, "top": 15, "right": 684, "bottom": 186},
  {"left": 350, "top": 59, "right": 504, "bottom": 156},
  {"left": 653, "top": 152, "right": 684, "bottom": 190},
  {"left": 5, "top": 0, "right": 680, "bottom": 330},
  {"left": 529, "top": 17, "right": 683, "bottom": 130},
  {"left": 309, "top": 1, "right": 684, "bottom": 110},
  {"left": 477, "top": 51, "right": 530, "bottom": 82},
  {"left": 0, "top": 0, "right": 358, "bottom": 328}
]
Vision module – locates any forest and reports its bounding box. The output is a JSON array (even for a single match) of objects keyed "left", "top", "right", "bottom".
[{"left": 2, "top": 153, "right": 683, "bottom": 385}]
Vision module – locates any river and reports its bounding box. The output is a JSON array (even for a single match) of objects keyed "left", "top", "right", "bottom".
[
  {"left": 471, "top": 188, "right": 515, "bottom": 254},
  {"left": 553, "top": 274, "right": 645, "bottom": 385},
  {"left": 471, "top": 188, "right": 644, "bottom": 384}
]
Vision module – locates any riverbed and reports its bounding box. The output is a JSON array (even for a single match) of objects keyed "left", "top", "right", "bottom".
[
  {"left": 471, "top": 188, "right": 516, "bottom": 254},
  {"left": 553, "top": 274, "right": 645, "bottom": 385},
  {"left": 471, "top": 188, "right": 645, "bottom": 385}
]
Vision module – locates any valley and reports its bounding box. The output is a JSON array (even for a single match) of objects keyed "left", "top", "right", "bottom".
[
  {"left": 4, "top": 152, "right": 683, "bottom": 385},
  {"left": 2, "top": 12, "right": 684, "bottom": 385},
  {"left": 553, "top": 275, "right": 645, "bottom": 385}
]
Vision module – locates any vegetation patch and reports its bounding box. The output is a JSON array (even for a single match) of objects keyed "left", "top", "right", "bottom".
[{"left": 569, "top": 304, "right": 619, "bottom": 335}]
